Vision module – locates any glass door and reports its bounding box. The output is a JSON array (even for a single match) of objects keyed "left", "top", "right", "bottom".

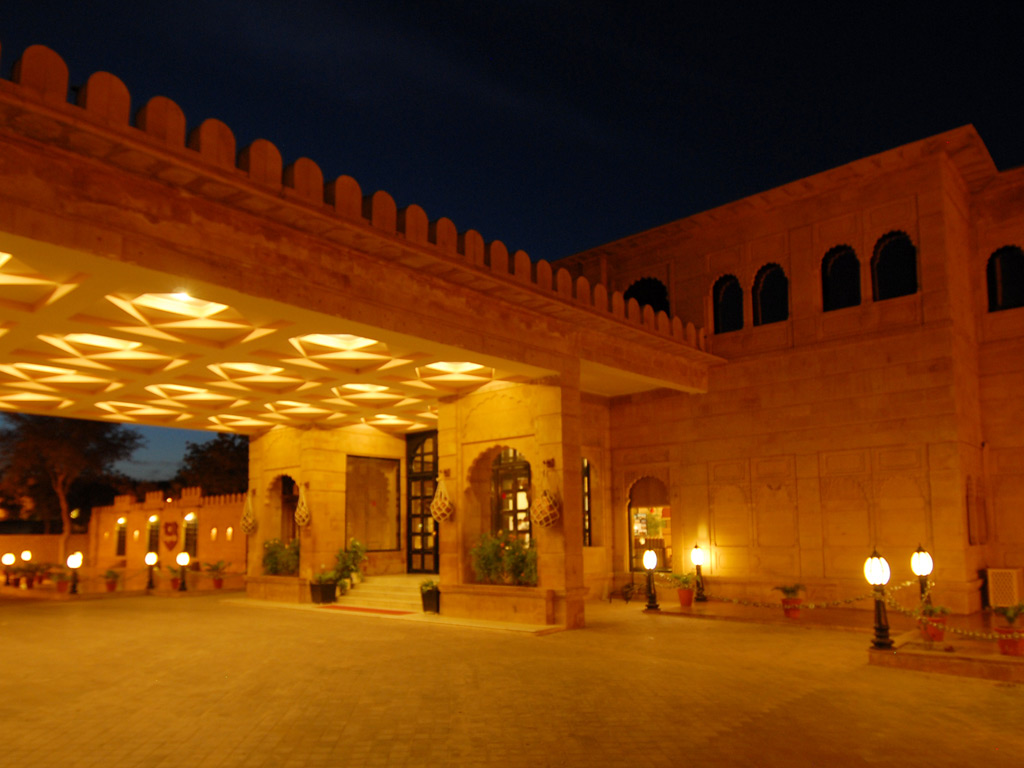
[{"left": 406, "top": 431, "right": 439, "bottom": 574}]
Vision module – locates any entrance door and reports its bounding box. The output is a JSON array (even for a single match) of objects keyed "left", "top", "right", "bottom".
[{"left": 406, "top": 431, "right": 439, "bottom": 574}]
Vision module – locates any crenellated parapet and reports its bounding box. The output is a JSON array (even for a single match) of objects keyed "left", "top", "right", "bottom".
[{"left": 0, "top": 42, "right": 707, "bottom": 353}]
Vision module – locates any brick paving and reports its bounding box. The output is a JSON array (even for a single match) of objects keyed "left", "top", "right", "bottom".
[{"left": 1, "top": 594, "right": 1022, "bottom": 767}]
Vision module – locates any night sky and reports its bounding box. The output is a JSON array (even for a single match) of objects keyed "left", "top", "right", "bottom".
[{"left": 3, "top": 2, "right": 1022, "bottom": 479}]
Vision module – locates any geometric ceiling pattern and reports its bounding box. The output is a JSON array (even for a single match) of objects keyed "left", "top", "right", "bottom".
[{"left": 0, "top": 240, "right": 543, "bottom": 434}]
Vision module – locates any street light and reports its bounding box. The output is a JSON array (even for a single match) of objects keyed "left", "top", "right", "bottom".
[
  {"left": 691, "top": 544, "right": 708, "bottom": 602},
  {"left": 145, "top": 552, "right": 157, "bottom": 590},
  {"left": 642, "top": 549, "right": 660, "bottom": 611},
  {"left": 864, "top": 549, "right": 893, "bottom": 650},
  {"left": 20, "top": 550, "right": 32, "bottom": 589},
  {"left": 175, "top": 551, "right": 189, "bottom": 592},
  {"left": 2, "top": 553, "right": 13, "bottom": 586},
  {"left": 911, "top": 545, "right": 933, "bottom": 603},
  {"left": 66, "top": 551, "right": 83, "bottom": 595}
]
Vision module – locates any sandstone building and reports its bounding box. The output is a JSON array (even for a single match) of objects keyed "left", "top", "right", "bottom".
[{"left": 1, "top": 42, "right": 1021, "bottom": 624}]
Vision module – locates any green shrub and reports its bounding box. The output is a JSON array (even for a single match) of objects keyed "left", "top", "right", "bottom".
[
  {"left": 470, "top": 530, "right": 537, "bottom": 586},
  {"left": 262, "top": 538, "right": 300, "bottom": 575}
]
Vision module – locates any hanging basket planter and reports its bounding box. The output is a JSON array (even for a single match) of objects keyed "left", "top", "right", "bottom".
[
  {"left": 240, "top": 492, "right": 258, "bottom": 535},
  {"left": 531, "top": 489, "right": 561, "bottom": 528},
  {"left": 294, "top": 484, "right": 311, "bottom": 527},
  {"left": 430, "top": 478, "right": 455, "bottom": 522}
]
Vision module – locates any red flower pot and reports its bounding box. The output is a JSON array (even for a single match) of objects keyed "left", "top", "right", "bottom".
[
  {"left": 25, "top": 576, "right": 35, "bottom": 589},
  {"left": 212, "top": 577, "right": 224, "bottom": 589},
  {"left": 918, "top": 615, "right": 946, "bottom": 642},
  {"left": 782, "top": 597, "right": 802, "bottom": 618},
  {"left": 677, "top": 588, "right": 695, "bottom": 607},
  {"left": 105, "top": 580, "right": 117, "bottom": 592},
  {"left": 170, "top": 577, "right": 181, "bottom": 590},
  {"left": 996, "top": 626, "right": 1024, "bottom": 656},
  {"left": 56, "top": 580, "right": 70, "bottom": 594}
]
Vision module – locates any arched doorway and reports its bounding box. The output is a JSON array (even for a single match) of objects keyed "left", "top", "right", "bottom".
[
  {"left": 269, "top": 474, "right": 299, "bottom": 544},
  {"left": 628, "top": 476, "right": 671, "bottom": 572}
]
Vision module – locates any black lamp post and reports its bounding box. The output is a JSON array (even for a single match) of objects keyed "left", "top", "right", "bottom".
[
  {"left": 145, "top": 552, "right": 157, "bottom": 590},
  {"left": 643, "top": 549, "right": 660, "bottom": 611},
  {"left": 691, "top": 544, "right": 708, "bottom": 602},
  {"left": 911, "top": 545, "right": 933, "bottom": 603},
  {"left": 176, "top": 551, "right": 189, "bottom": 592},
  {"left": 2, "top": 553, "right": 13, "bottom": 586},
  {"left": 864, "top": 549, "right": 893, "bottom": 650},
  {"left": 67, "top": 551, "right": 82, "bottom": 594}
]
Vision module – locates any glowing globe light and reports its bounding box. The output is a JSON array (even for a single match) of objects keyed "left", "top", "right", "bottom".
[
  {"left": 863, "top": 550, "right": 891, "bottom": 586},
  {"left": 1, "top": 553, "right": 14, "bottom": 567},
  {"left": 20, "top": 550, "right": 31, "bottom": 562},
  {"left": 175, "top": 552, "right": 190, "bottom": 568},
  {"left": 642, "top": 549, "right": 658, "bottom": 571},
  {"left": 690, "top": 544, "right": 705, "bottom": 567},
  {"left": 911, "top": 546, "right": 933, "bottom": 577},
  {"left": 66, "top": 552, "right": 83, "bottom": 569},
  {"left": 145, "top": 552, "right": 158, "bottom": 567}
]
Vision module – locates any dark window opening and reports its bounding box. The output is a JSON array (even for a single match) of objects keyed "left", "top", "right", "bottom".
[
  {"left": 987, "top": 246, "right": 1024, "bottom": 312},
  {"left": 115, "top": 519, "right": 127, "bottom": 556},
  {"left": 582, "top": 458, "right": 592, "bottom": 547},
  {"left": 280, "top": 475, "right": 298, "bottom": 544},
  {"left": 713, "top": 274, "right": 743, "bottom": 334},
  {"left": 623, "top": 277, "right": 670, "bottom": 317},
  {"left": 822, "top": 245, "right": 861, "bottom": 311},
  {"left": 184, "top": 516, "right": 198, "bottom": 558},
  {"left": 872, "top": 231, "right": 917, "bottom": 301},
  {"left": 492, "top": 448, "right": 531, "bottom": 544},
  {"left": 146, "top": 518, "right": 159, "bottom": 553},
  {"left": 753, "top": 263, "right": 789, "bottom": 325}
]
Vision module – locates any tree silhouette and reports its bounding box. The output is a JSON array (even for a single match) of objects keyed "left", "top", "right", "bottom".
[
  {"left": 174, "top": 433, "right": 249, "bottom": 495},
  {"left": 0, "top": 414, "right": 143, "bottom": 559}
]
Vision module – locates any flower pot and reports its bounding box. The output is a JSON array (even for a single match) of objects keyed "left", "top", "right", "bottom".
[
  {"left": 782, "top": 597, "right": 802, "bottom": 618},
  {"left": 10, "top": 576, "right": 20, "bottom": 587},
  {"left": 421, "top": 588, "right": 440, "bottom": 613},
  {"left": 918, "top": 615, "right": 946, "bottom": 642},
  {"left": 212, "top": 577, "right": 224, "bottom": 589},
  {"left": 25, "top": 576, "right": 35, "bottom": 589},
  {"left": 309, "top": 582, "right": 337, "bottom": 604},
  {"left": 56, "top": 580, "right": 69, "bottom": 594},
  {"left": 105, "top": 580, "right": 117, "bottom": 592},
  {"left": 677, "top": 588, "right": 695, "bottom": 608},
  {"left": 170, "top": 577, "right": 181, "bottom": 590},
  {"left": 996, "top": 626, "right": 1024, "bottom": 656}
]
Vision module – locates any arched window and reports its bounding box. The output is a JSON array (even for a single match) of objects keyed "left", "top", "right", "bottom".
[
  {"left": 713, "top": 274, "right": 743, "bottom": 334},
  {"left": 491, "top": 448, "right": 531, "bottom": 544},
  {"left": 872, "top": 231, "right": 917, "bottom": 301},
  {"left": 184, "top": 513, "right": 198, "bottom": 558},
  {"left": 279, "top": 475, "right": 298, "bottom": 544},
  {"left": 582, "top": 458, "right": 592, "bottom": 547},
  {"left": 115, "top": 517, "right": 127, "bottom": 557},
  {"left": 753, "top": 263, "right": 789, "bottom": 325},
  {"left": 821, "top": 245, "right": 861, "bottom": 311},
  {"left": 623, "top": 277, "right": 671, "bottom": 317},
  {"left": 628, "top": 476, "right": 671, "bottom": 572},
  {"left": 987, "top": 246, "right": 1024, "bottom": 312}
]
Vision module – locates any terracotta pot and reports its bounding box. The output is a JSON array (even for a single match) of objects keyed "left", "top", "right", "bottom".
[
  {"left": 212, "top": 577, "right": 224, "bottom": 589},
  {"left": 11, "top": 576, "right": 20, "bottom": 587},
  {"left": 25, "top": 576, "right": 35, "bottom": 589},
  {"left": 782, "top": 597, "right": 802, "bottom": 618},
  {"left": 996, "top": 626, "right": 1024, "bottom": 656},
  {"left": 677, "top": 588, "right": 695, "bottom": 607},
  {"left": 105, "top": 580, "right": 117, "bottom": 592},
  {"left": 170, "top": 577, "right": 181, "bottom": 590},
  {"left": 56, "top": 580, "right": 70, "bottom": 594},
  {"left": 918, "top": 615, "right": 946, "bottom": 642}
]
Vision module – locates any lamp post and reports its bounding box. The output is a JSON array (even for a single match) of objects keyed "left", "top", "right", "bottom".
[
  {"left": 2, "top": 553, "right": 13, "bottom": 586},
  {"left": 864, "top": 549, "right": 893, "bottom": 650},
  {"left": 175, "top": 551, "right": 189, "bottom": 592},
  {"left": 642, "top": 549, "right": 660, "bottom": 611},
  {"left": 66, "top": 551, "right": 83, "bottom": 595},
  {"left": 691, "top": 544, "right": 708, "bottom": 602},
  {"left": 145, "top": 552, "right": 157, "bottom": 590},
  {"left": 20, "top": 550, "right": 32, "bottom": 589},
  {"left": 911, "top": 545, "right": 933, "bottom": 603}
]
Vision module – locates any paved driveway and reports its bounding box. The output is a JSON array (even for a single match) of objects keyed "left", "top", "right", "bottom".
[{"left": 1, "top": 595, "right": 1021, "bottom": 767}]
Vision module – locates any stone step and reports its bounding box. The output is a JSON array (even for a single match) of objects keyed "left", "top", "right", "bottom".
[{"left": 334, "top": 575, "right": 428, "bottom": 612}]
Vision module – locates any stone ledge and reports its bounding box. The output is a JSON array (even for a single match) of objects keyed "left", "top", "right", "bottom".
[{"left": 868, "top": 630, "right": 1024, "bottom": 683}]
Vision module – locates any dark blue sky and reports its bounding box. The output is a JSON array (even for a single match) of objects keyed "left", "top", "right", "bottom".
[{"left": 3, "top": 1, "right": 1022, "bottom": 478}]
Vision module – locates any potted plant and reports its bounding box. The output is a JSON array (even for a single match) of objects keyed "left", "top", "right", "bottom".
[
  {"left": 917, "top": 603, "right": 950, "bottom": 642},
  {"left": 51, "top": 569, "right": 71, "bottom": 594},
  {"left": 348, "top": 539, "right": 367, "bottom": 583},
  {"left": 103, "top": 569, "right": 120, "bottom": 592},
  {"left": 309, "top": 569, "right": 338, "bottom": 604},
  {"left": 994, "top": 604, "right": 1024, "bottom": 656},
  {"left": 335, "top": 540, "right": 368, "bottom": 589},
  {"left": 420, "top": 579, "right": 440, "bottom": 613},
  {"left": 773, "top": 584, "right": 805, "bottom": 618},
  {"left": 262, "top": 538, "right": 300, "bottom": 576},
  {"left": 203, "top": 560, "right": 231, "bottom": 589},
  {"left": 667, "top": 572, "right": 697, "bottom": 607}
]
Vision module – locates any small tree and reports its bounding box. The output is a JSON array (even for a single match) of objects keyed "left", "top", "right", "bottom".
[
  {"left": 174, "top": 433, "right": 249, "bottom": 495},
  {"left": 0, "top": 414, "right": 143, "bottom": 559}
]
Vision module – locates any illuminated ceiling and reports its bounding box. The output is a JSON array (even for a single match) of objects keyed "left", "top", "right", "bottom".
[{"left": 0, "top": 236, "right": 551, "bottom": 434}]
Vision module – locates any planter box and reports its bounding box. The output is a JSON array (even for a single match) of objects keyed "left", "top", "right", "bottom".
[
  {"left": 421, "top": 588, "right": 440, "bottom": 613},
  {"left": 996, "top": 626, "right": 1024, "bottom": 656},
  {"left": 309, "top": 582, "right": 337, "bottom": 604}
]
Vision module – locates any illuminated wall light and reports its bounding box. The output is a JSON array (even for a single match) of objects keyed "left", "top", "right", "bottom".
[
  {"left": 117, "top": 517, "right": 126, "bottom": 525},
  {"left": 226, "top": 527, "right": 233, "bottom": 541},
  {"left": 148, "top": 515, "right": 159, "bottom": 523},
  {"left": 133, "top": 530, "right": 140, "bottom": 541},
  {"left": 210, "top": 527, "right": 218, "bottom": 542},
  {"left": 184, "top": 512, "right": 196, "bottom": 521}
]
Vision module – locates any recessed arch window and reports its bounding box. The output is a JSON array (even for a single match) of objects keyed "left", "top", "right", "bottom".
[
  {"left": 582, "top": 457, "right": 592, "bottom": 547},
  {"left": 184, "top": 513, "right": 198, "bottom": 558},
  {"left": 821, "top": 245, "right": 861, "bottom": 311},
  {"left": 753, "top": 263, "right": 789, "bottom": 325},
  {"left": 713, "top": 274, "right": 743, "bottom": 334},
  {"left": 623, "top": 277, "right": 671, "bottom": 316},
  {"left": 628, "top": 476, "right": 671, "bottom": 572},
  {"left": 872, "top": 231, "right": 917, "bottom": 301},
  {"left": 146, "top": 515, "right": 159, "bottom": 553},
  {"left": 115, "top": 517, "right": 127, "bottom": 557},
  {"left": 278, "top": 475, "right": 298, "bottom": 544},
  {"left": 491, "top": 448, "right": 531, "bottom": 544},
  {"left": 987, "top": 245, "right": 1024, "bottom": 312}
]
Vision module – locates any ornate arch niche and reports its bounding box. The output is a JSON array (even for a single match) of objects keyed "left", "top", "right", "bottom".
[
  {"left": 266, "top": 473, "right": 299, "bottom": 544},
  {"left": 627, "top": 476, "right": 671, "bottom": 572},
  {"left": 466, "top": 445, "right": 534, "bottom": 542}
]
